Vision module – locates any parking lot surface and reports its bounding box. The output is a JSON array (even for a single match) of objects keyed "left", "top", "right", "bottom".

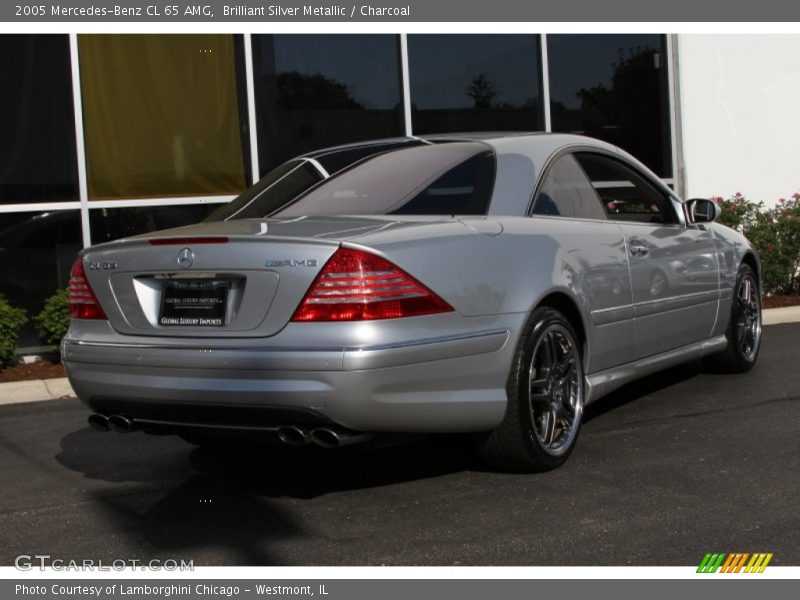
[{"left": 1, "top": 324, "right": 799, "bottom": 566}]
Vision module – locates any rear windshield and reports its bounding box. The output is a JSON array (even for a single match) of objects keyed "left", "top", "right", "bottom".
[
  {"left": 274, "top": 142, "right": 496, "bottom": 217},
  {"left": 313, "top": 140, "right": 423, "bottom": 175},
  {"left": 205, "top": 160, "right": 323, "bottom": 222}
]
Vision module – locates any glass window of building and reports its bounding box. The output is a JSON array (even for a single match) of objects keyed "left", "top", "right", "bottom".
[
  {"left": 252, "top": 35, "right": 405, "bottom": 175},
  {"left": 89, "top": 204, "right": 217, "bottom": 244},
  {"left": 0, "top": 210, "right": 82, "bottom": 348},
  {"left": 0, "top": 35, "right": 78, "bottom": 205},
  {"left": 408, "top": 35, "right": 543, "bottom": 134},
  {"left": 547, "top": 34, "right": 672, "bottom": 177},
  {"left": 79, "top": 35, "right": 250, "bottom": 200}
]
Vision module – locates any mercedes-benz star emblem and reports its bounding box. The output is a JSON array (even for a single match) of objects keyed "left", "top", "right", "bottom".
[{"left": 177, "top": 248, "right": 194, "bottom": 269}]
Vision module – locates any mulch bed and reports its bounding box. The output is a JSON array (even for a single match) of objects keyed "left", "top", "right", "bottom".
[
  {"left": 0, "top": 360, "right": 66, "bottom": 383},
  {"left": 0, "top": 295, "right": 798, "bottom": 383},
  {"left": 763, "top": 294, "right": 800, "bottom": 309}
]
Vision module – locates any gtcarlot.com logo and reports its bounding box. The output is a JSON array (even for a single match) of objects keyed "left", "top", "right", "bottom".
[
  {"left": 14, "top": 554, "right": 193, "bottom": 571},
  {"left": 697, "top": 552, "right": 773, "bottom": 573}
]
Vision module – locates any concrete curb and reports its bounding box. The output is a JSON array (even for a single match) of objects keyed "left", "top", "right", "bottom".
[
  {"left": 0, "top": 377, "right": 75, "bottom": 406},
  {"left": 1, "top": 307, "right": 799, "bottom": 407},
  {"left": 762, "top": 305, "right": 800, "bottom": 325}
]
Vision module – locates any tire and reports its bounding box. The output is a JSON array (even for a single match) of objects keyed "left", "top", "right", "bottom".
[
  {"left": 477, "top": 306, "right": 585, "bottom": 472},
  {"left": 706, "top": 263, "right": 762, "bottom": 373}
]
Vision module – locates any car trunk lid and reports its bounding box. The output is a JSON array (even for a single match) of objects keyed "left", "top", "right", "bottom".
[{"left": 81, "top": 215, "right": 458, "bottom": 338}]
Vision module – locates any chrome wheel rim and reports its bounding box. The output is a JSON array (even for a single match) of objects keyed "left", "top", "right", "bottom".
[
  {"left": 527, "top": 324, "right": 583, "bottom": 456},
  {"left": 735, "top": 273, "right": 761, "bottom": 361}
]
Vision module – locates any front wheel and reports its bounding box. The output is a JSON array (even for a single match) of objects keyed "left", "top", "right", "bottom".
[
  {"left": 707, "top": 263, "right": 762, "bottom": 372},
  {"left": 477, "top": 307, "right": 585, "bottom": 472}
]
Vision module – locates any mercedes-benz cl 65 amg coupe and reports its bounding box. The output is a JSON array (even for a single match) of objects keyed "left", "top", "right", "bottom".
[{"left": 63, "top": 133, "right": 762, "bottom": 471}]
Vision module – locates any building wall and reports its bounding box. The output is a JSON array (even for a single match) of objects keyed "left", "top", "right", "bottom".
[{"left": 678, "top": 34, "right": 800, "bottom": 205}]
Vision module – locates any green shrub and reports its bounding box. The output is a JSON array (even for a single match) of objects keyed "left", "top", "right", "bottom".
[
  {"left": 0, "top": 294, "right": 28, "bottom": 367},
  {"left": 34, "top": 289, "right": 71, "bottom": 346},
  {"left": 716, "top": 192, "right": 800, "bottom": 295}
]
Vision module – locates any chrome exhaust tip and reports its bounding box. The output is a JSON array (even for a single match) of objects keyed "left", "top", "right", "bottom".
[
  {"left": 310, "top": 427, "right": 372, "bottom": 449},
  {"left": 87, "top": 414, "right": 110, "bottom": 432},
  {"left": 277, "top": 425, "right": 310, "bottom": 446},
  {"left": 309, "top": 428, "right": 340, "bottom": 448},
  {"left": 107, "top": 414, "right": 134, "bottom": 433}
]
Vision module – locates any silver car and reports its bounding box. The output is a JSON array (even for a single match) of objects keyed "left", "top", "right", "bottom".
[{"left": 62, "top": 133, "right": 762, "bottom": 471}]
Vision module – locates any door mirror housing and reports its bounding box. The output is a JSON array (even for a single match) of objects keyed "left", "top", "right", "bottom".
[{"left": 687, "top": 198, "right": 719, "bottom": 223}]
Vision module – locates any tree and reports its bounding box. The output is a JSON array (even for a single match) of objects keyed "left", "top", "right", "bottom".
[
  {"left": 275, "top": 71, "right": 364, "bottom": 111},
  {"left": 467, "top": 73, "right": 497, "bottom": 109}
]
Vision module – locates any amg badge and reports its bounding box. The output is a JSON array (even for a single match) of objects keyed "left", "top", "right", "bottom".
[{"left": 265, "top": 259, "right": 318, "bottom": 268}]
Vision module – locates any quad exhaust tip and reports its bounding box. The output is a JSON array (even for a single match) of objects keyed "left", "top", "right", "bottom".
[
  {"left": 90, "top": 415, "right": 370, "bottom": 445},
  {"left": 88, "top": 413, "right": 134, "bottom": 433},
  {"left": 87, "top": 414, "right": 110, "bottom": 432},
  {"left": 107, "top": 414, "right": 134, "bottom": 433},
  {"left": 310, "top": 427, "right": 372, "bottom": 449},
  {"left": 277, "top": 425, "right": 310, "bottom": 446},
  {"left": 276, "top": 425, "right": 372, "bottom": 448}
]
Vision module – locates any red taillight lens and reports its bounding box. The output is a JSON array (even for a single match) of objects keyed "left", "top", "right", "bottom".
[
  {"left": 68, "top": 256, "right": 107, "bottom": 320},
  {"left": 291, "top": 248, "right": 454, "bottom": 322}
]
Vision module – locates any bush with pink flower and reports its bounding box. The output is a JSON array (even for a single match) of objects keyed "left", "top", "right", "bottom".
[{"left": 715, "top": 192, "right": 800, "bottom": 295}]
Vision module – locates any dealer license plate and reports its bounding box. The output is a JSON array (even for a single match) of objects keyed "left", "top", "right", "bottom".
[{"left": 159, "top": 280, "right": 228, "bottom": 327}]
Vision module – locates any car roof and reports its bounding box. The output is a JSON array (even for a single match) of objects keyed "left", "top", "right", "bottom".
[
  {"left": 294, "top": 132, "right": 673, "bottom": 205},
  {"left": 298, "top": 132, "right": 621, "bottom": 160}
]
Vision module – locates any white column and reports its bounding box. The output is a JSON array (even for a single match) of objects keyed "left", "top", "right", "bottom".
[
  {"left": 399, "top": 34, "right": 413, "bottom": 136},
  {"left": 244, "top": 33, "right": 261, "bottom": 184},
  {"left": 69, "top": 33, "right": 91, "bottom": 248}
]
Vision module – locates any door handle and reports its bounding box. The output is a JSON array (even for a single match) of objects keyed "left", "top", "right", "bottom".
[{"left": 629, "top": 241, "right": 649, "bottom": 257}]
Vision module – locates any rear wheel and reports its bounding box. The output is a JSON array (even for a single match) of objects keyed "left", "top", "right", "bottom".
[
  {"left": 706, "top": 263, "right": 762, "bottom": 372},
  {"left": 477, "top": 306, "right": 584, "bottom": 472}
]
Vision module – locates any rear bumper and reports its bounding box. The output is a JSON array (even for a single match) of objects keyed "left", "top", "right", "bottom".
[{"left": 63, "top": 327, "right": 513, "bottom": 433}]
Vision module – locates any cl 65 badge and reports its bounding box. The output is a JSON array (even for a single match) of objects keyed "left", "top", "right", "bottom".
[{"left": 88, "top": 261, "right": 117, "bottom": 270}]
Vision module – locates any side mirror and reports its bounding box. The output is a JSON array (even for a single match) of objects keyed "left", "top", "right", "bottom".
[{"left": 687, "top": 198, "right": 719, "bottom": 223}]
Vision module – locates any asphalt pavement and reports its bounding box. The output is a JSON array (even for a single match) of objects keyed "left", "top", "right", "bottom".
[{"left": 1, "top": 324, "right": 799, "bottom": 566}]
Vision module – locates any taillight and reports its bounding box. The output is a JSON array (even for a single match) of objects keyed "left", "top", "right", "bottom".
[
  {"left": 291, "top": 248, "right": 453, "bottom": 322},
  {"left": 68, "top": 256, "right": 107, "bottom": 320}
]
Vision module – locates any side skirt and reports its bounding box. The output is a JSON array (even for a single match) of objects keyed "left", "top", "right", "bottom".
[{"left": 584, "top": 335, "right": 728, "bottom": 404}]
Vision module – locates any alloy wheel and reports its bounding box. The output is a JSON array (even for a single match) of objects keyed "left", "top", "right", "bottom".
[
  {"left": 735, "top": 273, "right": 761, "bottom": 361},
  {"left": 527, "top": 324, "right": 584, "bottom": 456}
]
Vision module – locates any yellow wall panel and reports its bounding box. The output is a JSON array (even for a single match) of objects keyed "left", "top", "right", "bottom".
[{"left": 79, "top": 34, "right": 247, "bottom": 200}]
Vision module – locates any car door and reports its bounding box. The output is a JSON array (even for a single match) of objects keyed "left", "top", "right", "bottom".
[
  {"left": 530, "top": 153, "right": 635, "bottom": 372},
  {"left": 574, "top": 152, "right": 719, "bottom": 359}
]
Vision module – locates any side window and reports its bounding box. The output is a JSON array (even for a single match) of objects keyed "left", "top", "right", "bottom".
[
  {"left": 574, "top": 152, "right": 677, "bottom": 224},
  {"left": 532, "top": 154, "right": 607, "bottom": 220}
]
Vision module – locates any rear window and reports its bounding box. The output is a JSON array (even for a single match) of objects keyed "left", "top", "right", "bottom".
[
  {"left": 205, "top": 161, "right": 324, "bottom": 222},
  {"left": 314, "top": 140, "right": 423, "bottom": 175},
  {"left": 274, "top": 142, "right": 496, "bottom": 218}
]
